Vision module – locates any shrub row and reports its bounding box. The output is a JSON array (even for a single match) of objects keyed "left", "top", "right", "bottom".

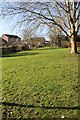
[{"left": 1, "top": 44, "right": 29, "bottom": 55}]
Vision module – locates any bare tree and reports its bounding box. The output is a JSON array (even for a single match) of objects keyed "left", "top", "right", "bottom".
[
  {"left": 49, "top": 26, "right": 62, "bottom": 47},
  {"left": 22, "top": 28, "right": 33, "bottom": 43},
  {"left": 1, "top": 0, "right": 80, "bottom": 53}
]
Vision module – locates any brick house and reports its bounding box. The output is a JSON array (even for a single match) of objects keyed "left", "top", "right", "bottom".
[
  {"left": 1, "top": 34, "right": 21, "bottom": 47},
  {"left": 50, "top": 34, "right": 80, "bottom": 48},
  {"left": 50, "top": 35, "right": 68, "bottom": 48},
  {"left": 0, "top": 37, "right": 7, "bottom": 46},
  {"left": 28, "top": 37, "right": 46, "bottom": 49},
  {"left": 67, "top": 35, "right": 80, "bottom": 48}
]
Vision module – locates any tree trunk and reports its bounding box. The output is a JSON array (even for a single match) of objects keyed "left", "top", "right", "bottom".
[{"left": 70, "top": 34, "right": 77, "bottom": 54}]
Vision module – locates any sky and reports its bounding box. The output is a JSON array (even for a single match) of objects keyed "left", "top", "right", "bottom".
[
  {"left": 0, "top": 13, "right": 26, "bottom": 38},
  {"left": 0, "top": 0, "right": 55, "bottom": 40},
  {"left": 0, "top": 15, "right": 50, "bottom": 40},
  {"left": 0, "top": 1, "right": 50, "bottom": 40},
  {"left": 0, "top": 0, "right": 51, "bottom": 40},
  {"left": 0, "top": 1, "right": 79, "bottom": 40},
  {"left": 0, "top": 0, "right": 51, "bottom": 2},
  {"left": 0, "top": 17, "right": 18, "bottom": 37}
]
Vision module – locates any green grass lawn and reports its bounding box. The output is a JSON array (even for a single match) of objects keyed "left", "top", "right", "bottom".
[{"left": 1, "top": 47, "right": 79, "bottom": 119}]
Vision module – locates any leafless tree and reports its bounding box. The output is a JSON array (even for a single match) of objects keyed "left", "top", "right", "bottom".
[
  {"left": 49, "top": 26, "right": 62, "bottom": 47},
  {"left": 22, "top": 28, "right": 34, "bottom": 43},
  {"left": 1, "top": 0, "right": 80, "bottom": 53}
]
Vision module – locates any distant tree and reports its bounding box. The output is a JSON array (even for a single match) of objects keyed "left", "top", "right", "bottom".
[
  {"left": 22, "top": 29, "right": 33, "bottom": 43},
  {"left": 49, "top": 26, "right": 62, "bottom": 47},
  {"left": 1, "top": 0, "right": 80, "bottom": 53}
]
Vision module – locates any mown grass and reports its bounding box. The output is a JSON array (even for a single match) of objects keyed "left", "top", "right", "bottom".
[{"left": 1, "top": 47, "right": 79, "bottom": 119}]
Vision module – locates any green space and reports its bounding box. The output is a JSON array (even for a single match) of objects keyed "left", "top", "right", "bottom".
[{"left": 1, "top": 47, "right": 79, "bottom": 119}]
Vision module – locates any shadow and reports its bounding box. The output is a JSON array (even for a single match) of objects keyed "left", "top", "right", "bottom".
[
  {"left": 2, "top": 52, "right": 39, "bottom": 58},
  {"left": 77, "top": 52, "right": 80, "bottom": 54},
  {"left": 36, "top": 47, "right": 64, "bottom": 51},
  {"left": 77, "top": 49, "right": 80, "bottom": 54},
  {"left": 1, "top": 102, "right": 79, "bottom": 120},
  {"left": 0, "top": 102, "right": 80, "bottom": 110},
  {"left": 1, "top": 117, "right": 79, "bottom": 120}
]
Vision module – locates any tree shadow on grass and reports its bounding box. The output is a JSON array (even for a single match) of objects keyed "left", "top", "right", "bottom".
[
  {"left": 1, "top": 102, "right": 80, "bottom": 110},
  {"left": 2, "top": 52, "right": 39, "bottom": 58},
  {"left": 1, "top": 117, "right": 79, "bottom": 120},
  {"left": 1, "top": 102, "right": 79, "bottom": 120},
  {"left": 36, "top": 47, "right": 64, "bottom": 51}
]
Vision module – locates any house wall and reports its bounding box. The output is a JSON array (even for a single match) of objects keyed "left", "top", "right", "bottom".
[
  {"left": 0, "top": 39, "right": 8, "bottom": 46},
  {"left": 0, "top": 38, "right": 2, "bottom": 46},
  {"left": 2, "top": 35, "right": 8, "bottom": 42},
  {"left": 28, "top": 37, "right": 45, "bottom": 48},
  {"left": 8, "top": 37, "right": 16, "bottom": 46},
  {"left": 3, "top": 35, "right": 21, "bottom": 46}
]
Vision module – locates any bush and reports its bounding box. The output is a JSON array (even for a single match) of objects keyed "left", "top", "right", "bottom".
[
  {"left": 15, "top": 46, "right": 22, "bottom": 52},
  {"left": 22, "top": 44, "right": 29, "bottom": 51},
  {"left": 2, "top": 46, "right": 17, "bottom": 55}
]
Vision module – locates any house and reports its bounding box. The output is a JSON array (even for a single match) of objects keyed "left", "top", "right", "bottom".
[
  {"left": 59, "top": 35, "right": 69, "bottom": 48},
  {"left": 27, "top": 37, "right": 46, "bottom": 49},
  {"left": 1, "top": 34, "right": 21, "bottom": 47},
  {"left": 50, "top": 34, "right": 80, "bottom": 48},
  {"left": 0, "top": 37, "right": 8, "bottom": 46},
  {"left": 45, "top": 41, "right": 50, "bottom": 47},
  {"left": 66, "top": 35, "right": 80, "bottom": 48},
  {"left": 50, "top": 35, "right": 69, "bottom": 48}
]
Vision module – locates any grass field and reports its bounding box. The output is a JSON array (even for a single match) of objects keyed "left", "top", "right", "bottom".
[{"left": 1, "top": 47, "right": 79, "bottom": 119}]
